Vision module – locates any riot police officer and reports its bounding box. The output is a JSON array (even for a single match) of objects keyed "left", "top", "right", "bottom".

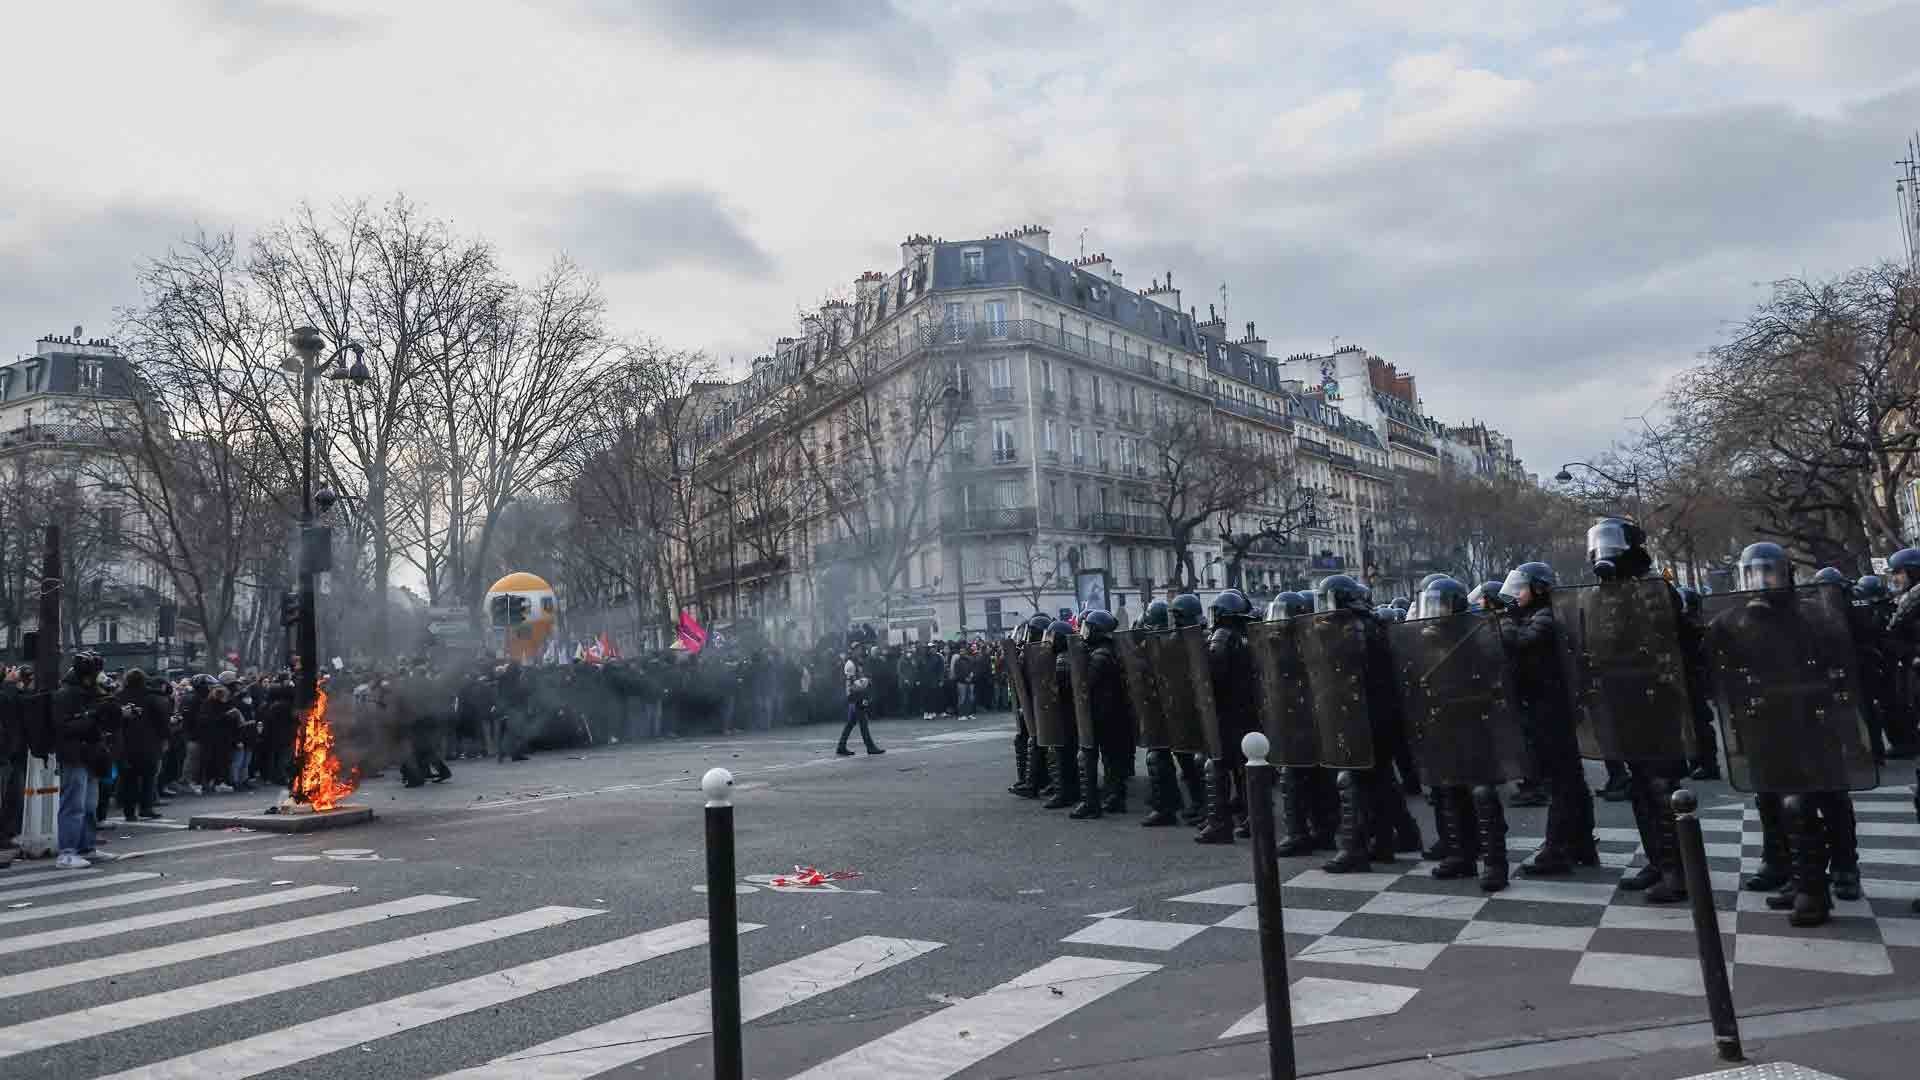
[
  {"left": 1070, "top": 610, "right": 1133, "bottom": 819},
  {"left": 1717, "top": 544, "right": 1862, "bottom": 926},
  {"left": 1134, "top": 599, "right": 1186, "bottom": 826},
  {"left": 1268, "top": 592, "right": 1335, "bottom": 855},
  {"left": 1008, "top": 615, "right": 1055, "bottom": 799},
  {"left": 1883, "top": 549, "right": 1920, "bottom": 760},
  {"left": 1195, "top": 589, "right": 1257, "bottom": 844},
  {"left": 1495, "top": 561, "right": 1601, "bottom": 879},
  {"left": 1409, "top": 578, "right": 1502, "bottom": 888},
  {"left": 1169, "top": 593, "right": 1210, "bottom": 824},
  {"left": 1846, "top": 575, "right": 1894, "bottom": 763},
  {"left": 1316, "top": 575, "right": 1420, "bottom": 872},
  {"left": 1041, "top": 619, "right": 1081, "bottom": 810},
  {"left": 1675, "top": 585, "right": 1721, "bottom": 782}
]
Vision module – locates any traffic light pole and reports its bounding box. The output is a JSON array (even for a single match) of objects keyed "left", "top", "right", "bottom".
[{"left": 296, "top": 370, "right": 319, "bottom": 713}]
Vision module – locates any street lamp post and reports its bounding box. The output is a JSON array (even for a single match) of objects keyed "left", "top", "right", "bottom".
[
  {"left": 285, "top": 327, "right": 368, "bottom": 711},
  {"left": 1553, "top": 461, "right": 1643, "bottom": 519}
]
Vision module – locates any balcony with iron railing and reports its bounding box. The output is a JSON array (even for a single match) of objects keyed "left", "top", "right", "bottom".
[
  {"left": 992, "top": 446, "right": 1019, "bottom": 464},
  {"left": 1078, "top": 512, "right": 1164, "bottom": 537},
  {"left": 940, "top": 506, "right": 1039, "bottom": 533},
  {"left": 1296, "top": 437, "right": 1332, "bottom": 459},
  {"left": 989, "top": 385, "right": 1017, "bottom": 403},
  {"left": 814, "top": 529, "right": 904, "bottom": 564},
  {"left": 1213, "top": 395, "right": 1292, "bottom": 429},
  {"left": 0, "top": 422, "right": 113, "bottom": 451},
  {"left": 1389, "top": 431, "right": 1439, "bottom": 458},
  {"left": 912, "top": 318, "right": 1212, "bottom": 397}
]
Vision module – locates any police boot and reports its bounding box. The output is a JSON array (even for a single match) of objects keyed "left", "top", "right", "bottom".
[
  {"left": 1323, "top": 770, "right": 1371, "bottom": 873},
  {"left": 1032, "top": 746, "right": 1055, "bottom": 800},
  {"left": 1195, "top": 758, "right": 1236, "bottom": 845},
  {"left": 1643, "top": 778, "right": 1688, "bottom": 904},
  {"left": 1275, "top": 768, "right": 1318, "bottom": 856},
  {"left": 1430, "top": 788, "right": 1475, "bottom": 880},
  {"left": 1009, "top": 730, "right": 1034, "bottom": 797},
  {"left": 1782, "top": 793, "right": 1832, "bottom": 927},
  {"left": 1393, "top": 796, "right": 1423, "bottom": 855},
  {"left": 1826, "top": 792, "right": 1862, "bottom": 902},
  {"left": 1620, "top": 779, "right": 1666, "bottom": 892},
  {"left": 1069, "top": 748, "right": 1103, "bottom": 818},
  {"left": 1101, "top": 750, "right": 1129, "bottom": 814},
  {"left": 1042, "top": 746, "right": 1079, "bottom": 809},
  {"left": 1472, "top": 784, "right": 1509, "bottom": 893},
  {"left": 1177, "top": 753, "right": 1207, "bottom": 825},
  {"left": 1744, "top": 793, "right": 1792, "bottom": 891},
  {"left": 1140, "top": 750, "right": 1180, "bottom": 827},
  {"left": 1310, "top": 771, "right": 1340, "bottom": 850}
]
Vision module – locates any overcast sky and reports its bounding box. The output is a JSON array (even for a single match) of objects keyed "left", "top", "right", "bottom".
[{"left": 5, "top": 0, "right": 1918, "bottom": 476}]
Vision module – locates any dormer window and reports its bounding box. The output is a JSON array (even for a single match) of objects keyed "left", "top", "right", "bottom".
[
  {"left": 23, "top": 361, "right": 43, "bottom": 394},
  {"left": 79, "top": 360, "right": 102, "bottom": 390}
]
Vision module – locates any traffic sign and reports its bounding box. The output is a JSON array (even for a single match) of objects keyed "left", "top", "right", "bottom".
[{"left": 427, "top": 620, "right": 470, "bottom": 637}]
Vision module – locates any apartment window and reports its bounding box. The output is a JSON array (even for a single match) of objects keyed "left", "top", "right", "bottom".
[
  {"left": 1043, "top": 419, "right": 1057, "bottom": 452},
  {"left": 998, "top": 478, "right": 1023, "bottom": 508},
  {"left": 1130, "top": 386, "right": 1141, "bottom": 414},
  {"left": 1070, "top": 426, "right": 1084, "bottom": 461},
  {"left": 1093, "top": 431, "right": 1105, "bottom": 466},
  {"left": 1048, "top": 480, "right": 1061, "bottom": 515},
  {"left": 1091, "top": 374, "right": 1102, "bottom": 408},
  {"left": 942, "top": 302, "right": 965, "bottom": 341},
  {"left": 992, "top": 419, "right": 1016, "bottom": 456},
  {"left": 963, "top": 543, "right": 985, "bottom": 584},
  {"left": 984, "top": 300, "right": 1008, "bottom": 337},
  {"left": 998, "top": 542, "right": 1019, "bottom": 581},
  {"left": 23, "top": 362, "right": 43, "bottom": 393},
  {"left": 1065, "top": 369, "right": 1076, "bottom": 400},
  {"left": 962, "top": 248, "right": 984, "bottom": 283},
  {"left": 79, "top": 361, "right": 102, "bottom": 390},
  {"left": 1041, "top": 360, "right": 1054, "bottom": 391},
  {"left": 989, "top": 354, "right": 1012, "bottom": 388}
]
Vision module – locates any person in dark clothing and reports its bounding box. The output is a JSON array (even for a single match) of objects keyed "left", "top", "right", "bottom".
[
  {"left": 1496, "top": 562, "right": 1600, "bottom": 880},
  {"left": 837, "top": 645, "right": 884, "bottom": 756},
  {"left": 1675, "top": 585, "right": 1722, "bottom": 781},
  {"left": 53, "top": 653, "right": 116, "bottom": 868},
  {"left": 1880, "top": 547, "right": 1920, "bottom": 914},
  {"left": 1070, "top": 610, "right": 1134, "bottom": 821},
  {"left": 113, "top": 670, "right": 168, "bottom": 822}
]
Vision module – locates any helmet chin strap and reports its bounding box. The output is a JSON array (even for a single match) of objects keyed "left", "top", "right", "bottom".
[{"left": 1592, "top": 560, "right": 1618, "bottom": 581}]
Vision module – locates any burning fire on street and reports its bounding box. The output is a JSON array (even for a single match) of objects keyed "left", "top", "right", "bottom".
[{"left": 289, "top": 687, "right": 358, "bottom": 811}]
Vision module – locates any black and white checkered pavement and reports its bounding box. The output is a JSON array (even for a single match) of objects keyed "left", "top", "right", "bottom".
[{"left": 1055, "top": 787, "right": 1920, "bottom": 1038}]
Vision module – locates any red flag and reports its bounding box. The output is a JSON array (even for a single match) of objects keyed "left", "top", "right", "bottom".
[
  {"left": 598, "top": 631, "right": 619, "bottom": 660},
  {"left": 677, "top": 609, "right": 708, "bottom": 654}
]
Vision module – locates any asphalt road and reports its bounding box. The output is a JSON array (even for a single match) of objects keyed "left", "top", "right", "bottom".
[{"left": 3, "top": 709, "right": 1917, "bottom": 1079}]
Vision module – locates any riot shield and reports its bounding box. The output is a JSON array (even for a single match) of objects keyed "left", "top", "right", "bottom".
[
  {"left": 1067, "top": 634, "right": 1095, "bottom": 744},
  {"left": 1141, "top": 628, "right": 1206, "bottom": 753},
  {"left": 1179, "top": 625, "right": 1224, "bottom": 756},
  {"left": 1001, "top": 639, "right": 1030, "bottom": 730},
  {"left": 1389, "top": 613, "right": 1529, "bottom": 786},
  {"left": 1295, "top": 609, "right": 1376, "bottom": 768},
  {"left": 1552, "top": 580, "right": 1695, "bottom": 761},
  {"left": 1703, "top": 583, "right": 1879, "bottom": 794},
  {"left": 1248, "top": 620, "right": 1316, "bottom": 766},
  {"left": 1023, "top": 642, "right": 1069, "bottom": 747},
  {"left": 1113, "top": 630, "right": 1169, "bottom": 748}
]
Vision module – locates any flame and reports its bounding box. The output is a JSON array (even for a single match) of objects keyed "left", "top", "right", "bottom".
[{"left": 291, "top": 687, "right": 358, "bottom": 811}]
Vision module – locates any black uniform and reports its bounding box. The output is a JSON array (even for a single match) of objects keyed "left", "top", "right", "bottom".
[{"left": 1499, "top": 595, "right": 1599, "bottom": 876}]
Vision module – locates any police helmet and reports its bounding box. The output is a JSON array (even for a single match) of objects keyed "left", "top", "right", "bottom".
[
  {"left": 68, "top": 651, "right": 104, "bottom": 685},
  {"left": 1139, "top": 598, "right": 1171, "bottom": 630},
  {"left": 1811, "top": 566, "right": 1849, "bottom": 587},
  {"left": 1465, "top": 580, "right": 1504, "bottom": 612},
  {"left": 1026, "top": 614, "right": 1054, "bottom": 637},
  {"left": 1169, "top": 593, "right": 1205, "bottom": 628},
  {"left": 1209, "top": 588, "right": 1255, "bottom": 626},
  {"left": 1374, "top": 604, "right": 1404, "bottom": 622},
  {"left": 1736, "top": 542, "right": 1793, "bottom": 592},
  {"left": 1856, "top": 574, "right": 1889, "bottom": 603},
  {"left": 1080, "top": 609, "right": 1118, "bottom": 640},
  {"left": 1314, "top": 575, "right": 1369, "bottom": 612},
  {"left": 1044, "top": 619, "right": 1076, "bottom": 651},
  {"left": 1587, "top": 516, "right": 1651, "bottom": 579},
  {"left": 1417, "top": 573, "right": 1450, "bottom": 593},
  {"left": 1414, "top": 577, "right": 1469, "bottom": 619},
  {"left": 1499, "top": 562, "right": 1558, "bottom": 606},
  {"left": 1889, "top": 548, "right": 1920, "bottom": 590},
  {"left": 1390, "top": 595, "right": 1411, "bottom": 612}
]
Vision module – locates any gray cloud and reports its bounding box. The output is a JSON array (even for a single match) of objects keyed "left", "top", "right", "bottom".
[
  {"left": 202, "top": 0, "right": 371, "bottom": 41},
  {"left": 531, "top": 187, "right": 774, "bottom": 279},
  {"left": 0, "top": 196, "right": 209, "bottom": 358},
  {"left": 579, "top": 0, "right": 945, "bottom": 78}
]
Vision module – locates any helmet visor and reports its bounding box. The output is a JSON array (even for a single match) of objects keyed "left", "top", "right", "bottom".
[
  {"left": 1413, "top": 588, "right": 1454, "bottom": 621},
  {"left": 1737, "top": 555, "right": 1791, "bottom": 591},
  {"left": 1498, "top": 568, "right": 1533, "bottom": 605},
  {"left": 1313, "top": 584, "right": 1339, "bottom": 612},
  {"left": 1586, "top": 521, "right": 1631, "bottom": 563}
]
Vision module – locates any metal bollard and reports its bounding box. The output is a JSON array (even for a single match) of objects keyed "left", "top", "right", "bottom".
[
  {"left": 1671, "top": 787, "right": 1742, "bottom": 1062},
  {"left": 702, "top": 767, "right": 744, "bottom": 1080},
  {"left": 1241, "top": 732, "right": 1297, "bottom": 1080}
]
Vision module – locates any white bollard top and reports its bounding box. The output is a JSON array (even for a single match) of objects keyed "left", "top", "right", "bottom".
[
  {"left": 1241, "top": 731, "right": 1271, "bottom": 767},
  {"left": 701, "top": 767, "right": 735, "bottom": 808}
]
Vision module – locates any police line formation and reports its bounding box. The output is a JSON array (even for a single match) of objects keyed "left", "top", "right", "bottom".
[{"left": 1001, "top": 517, "right": 1920, "bottom": 930}]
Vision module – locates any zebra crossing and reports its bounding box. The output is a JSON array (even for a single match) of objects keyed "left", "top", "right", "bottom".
[{"left": 0, "top": 870, "right": 1166, "bottom": 1078}]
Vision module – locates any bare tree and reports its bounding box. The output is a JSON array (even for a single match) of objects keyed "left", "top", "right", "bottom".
[
  {"left": 1671, "top": 263, "right": 1920, "bottom": 564},
  {"left": 1141, "top": 403, "right": 1286, "bottom": 590},
  {"left": 1000, "top": 535, "right": 1063, "bottom": 622},
  {"left": 1215, "top": 484, "right": 1318, "bottom": 594}
]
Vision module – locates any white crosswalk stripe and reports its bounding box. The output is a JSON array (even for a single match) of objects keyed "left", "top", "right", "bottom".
[
  {"left": 0, "top": 878, "right": 250, "bottom": 928},
  {"left": 0, "top": 883, "right": 353, "bottom": 958},
  {"left": 784, "top": 955, "right": 1160, "bottom": 1080},
  {"left": 0, "top": 866, "right": 99, "bottom": 886},
  {"left": 99, "top": 919, "right": 752, "bottom": 1080},
  {"left": 443, "top": 934, "right": 944, "bottom": 1079},
  {"left": 0, "top": 870, "right": 159, "bottom": 900},
  {"left": 0, "top": 872, "right": 1183, "bottom": 1079},
  {"left": 0, "top": 892, "right": 467, "bottom": 1000},
  {"left": 0, "top": 904, "right": 603, "bottom": 1059}
]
